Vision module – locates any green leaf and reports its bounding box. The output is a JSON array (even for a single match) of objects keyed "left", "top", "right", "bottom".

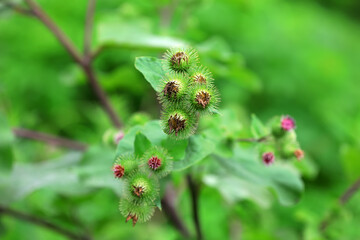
[
  {"left": 96, "top": 20, "right": 186, "bottom": 51},
  {"left": 154, "top": 198, "right": 162, "bottom": 211},
  {"left": 203, "top": 174, "right": 271, "bottom": 207},
  {"left": 173, "top": 134, "right": 215, "bottom": 171},
  {"left": 135, "top": 57, "right": 165, "bottom": 92},
  {"left": 161, "top": 138, "right": 188, "bottom": 161},
  {"left": 115, "top": 120, "right": 167, "bottom": 157},
  {"left": 77, "top": 146, "right": 123, "bottom": 197},
  {"left": 134, "top": 132, "right": 152, "bottom": 157},
  {"left": 0, "top": 152, "right": 83, "bottom": 205},
  {"left": 215, "top": 147, "right": 304, "bottom": 206},
  {"left": 250, "top": 114, "right": 268, "bottom": 138},
  {"left": 199, "top": 108, "right": 243, "bottom": 142}
]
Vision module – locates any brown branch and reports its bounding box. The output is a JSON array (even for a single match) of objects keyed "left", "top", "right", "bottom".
[
  {"left": 0, "top": 205, "right": 91, "bottom": 240},
  {"left": 161, "top": 184, "right": 191, "bottom": 238},
  {"left": 83, "top": 0, "right": 96, "bottom": 62},
  {"left": 23, "top": 0, "right": 122, "bottom": 128},
  {"left": 82, "top": 64, "right": 122, "bottom": 128},
  {"left": 75, "top": 2, "right": 120, "bottom": 127},
  {"left": 13, "top": 128, "right": 88, "bottom": 151},
  {"left": 320, "top": 177, "right": 360, "bottom": 232},
  {"left": 187, "top": 174, "right": 203, "bottom": 240},
  {"left": 339, "top": 177, "right": 360, "bottom": 205}
]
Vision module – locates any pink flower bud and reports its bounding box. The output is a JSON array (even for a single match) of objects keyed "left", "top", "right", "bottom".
[
  {"left": 294, "top": 149, "right": 304, "bottom": 160},
  {"left": 113, "top": 164, "right": 125, "bottom": 178},
  {"left": 281, "top": 116, "right": 296, "bottom": 131},
  {"left": 262, "top": 152, "right": 275, "bottom": 165},
  {"left": 114, "top": 131, "right": 124, "bottom": 145}
]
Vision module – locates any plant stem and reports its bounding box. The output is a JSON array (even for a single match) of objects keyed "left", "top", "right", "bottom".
[
  {"left": 187, "top": 174, "right": 203, "bottom": 240},
  {"left": 0, "top": 205, "right": 91, "bottom": 240},
  {"left": 320, "top": 177, "right": 360, "bottom": 231},
  {"left": 339, "top": 177, "right": 360, "bottom": 204},
  {"left": 161, "top": 184, "right": 191, "bottom": 238},
  {"left": 82, "top": 63, "right": 122, "bottom": 128},
  {"left": 23, "top": 0, "right": 122, "bottom": 128},
  {"left": 13, "top": 128, "right": 88, "bottom": 151}
]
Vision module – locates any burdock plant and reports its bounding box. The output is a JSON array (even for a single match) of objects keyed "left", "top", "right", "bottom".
[
  {"left": 114, "top": 47, "right": 221, "bottom": 226},
  {"left": 113, "top": 154, "right": 161, "bottom": 226},
  {"left": 119, "top": 198, "right": 155, "bottom": 226},
  {"left": 189, "top": 65, "right": 213, "bottom": 85},
  {"left": 187, "top": 84, "right": 220, "bottom": 114},
  {"left": 157, "top": 47, "right": 220, "bottom": 139},
  {"left": 163, "top": 47, "right": 198, "bottom": 72},
  {"left": 114, "top": 47, "right": 306, "bottom": 230},
  {"left": 158, "top": 72, "right": 189, "bottom": 106},
  {"left": 141, "top": 146, "right": 173, "bottom": 178},
  {"left": 125, "top": 171, "right": 159, "bottom": 205},
  {"left": 113, "top": 154, "right": 139, "bottom": 178},
  {"left": 161, "top": 103, "right": 198, "bottom": 139}
]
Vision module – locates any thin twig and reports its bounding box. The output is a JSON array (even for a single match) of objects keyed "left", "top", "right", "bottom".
[
  {"left": 0, "top": 205, "right": 91, "bottom": 240},
  {"left": 320, "top": 177, "right": 360, "bottom": 231},
  {"left": 83, "top": 0, "right": 96, "bottom": 62},
  {"left": 82, "top": 64, "right": 122, "bottom": 128},
  {"left": 13, "top": 128, "right": 88, "bottom": 151},
  {"left": 23, "top": 0, "right": 122, "bottom": 128},
  {"left": 339, "top": 177, "right": 360, "bottom": 204},
  {"left": 161, "top": 184, "right": 191, "bottom": 238},
  {"left": 187, "top": 174, "right": 203, "bottom": 240}
]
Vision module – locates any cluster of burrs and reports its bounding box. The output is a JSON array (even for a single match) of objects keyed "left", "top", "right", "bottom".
[
  {"left": 260, "top": 116, "right": 305, "bottom": 165},
  {"left": 159, "top": 47, "right": 220, "bottom": 139},
  {"left": 113, "top": 48, "right": 220, "bottom": 226},
  {"left": 113, "top": 146, "right": 172, "bottom": 226}
]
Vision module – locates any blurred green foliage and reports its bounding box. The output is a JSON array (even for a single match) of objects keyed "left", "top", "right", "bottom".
[{"left": 1, "top": 0, "right": 360, "bottom": 239}]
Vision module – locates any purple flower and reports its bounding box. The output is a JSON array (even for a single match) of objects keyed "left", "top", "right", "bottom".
[
  {"left": 281, "top": 116, "right": 296, "bottom": 131},
  {"left": 262, "top": 152, "right": 275, "bottom": 165}
]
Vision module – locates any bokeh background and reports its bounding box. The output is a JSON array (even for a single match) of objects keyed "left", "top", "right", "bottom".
[{"left": 1, "top": 0, "right": 360, "bottom": 239}]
